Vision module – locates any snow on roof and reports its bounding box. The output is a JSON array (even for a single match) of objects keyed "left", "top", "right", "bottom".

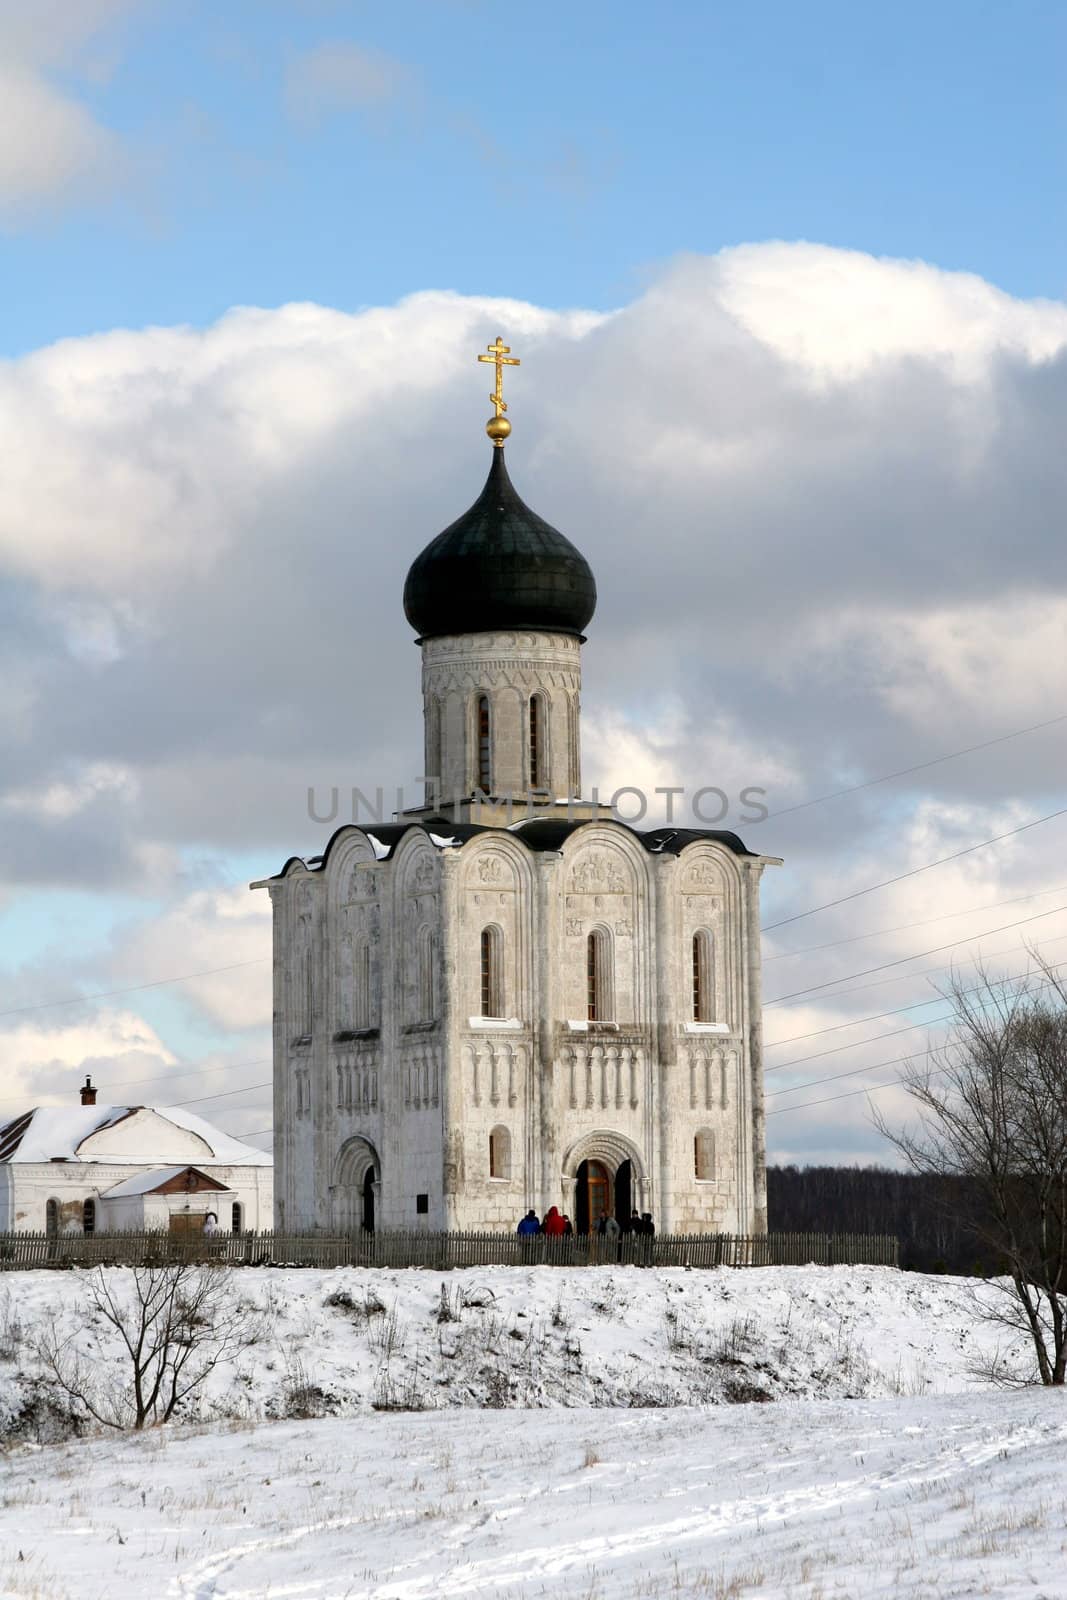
[
  {"left": 0, "top": 1104, "right": 271, "bottom": 1166},
  {"left": 100, "top": 1165, "right": 233, "bottom": 1199}
]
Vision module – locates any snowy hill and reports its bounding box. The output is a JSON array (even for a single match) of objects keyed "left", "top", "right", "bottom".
[
  {"left": 2, "top": 1265, "right": 1062, "bottom": 1599},
  {"left": 0, "top": 1263, "right": 1037, "bottom": 1441}
]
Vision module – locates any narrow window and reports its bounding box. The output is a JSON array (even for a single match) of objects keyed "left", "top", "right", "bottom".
[
  {"left": 231, "top": 1201, "right": 243, "bottom": 1234},
  {"left": 45, "top": 1198, "right": 59, "bottom": 1238},
  {"left": 587, "top": 928, "right": 613, "bottom": 1022},
  {"left": 354, "top": 940, "right": 370, "bottom": 1029},
  {"left": 692, "top": 930, "right": 714, "bottom": 1022},
  {"left": 529, "top": 695, "right": 542, "bottom": 788},
  {"left": 695, "top": 1129, "right": 715, "bottom": 1181},
  {"left": 489, "top": 1125, "right": 511, "bottom": 1181},
  {"left": 82, "top": 1198, "right": 96, "bottom": 1236},
  {"left": 477, "top": 695, "right": 492, "bottom": 792},
  {"left": 480, "top": 926, "right": 503, "bottom": 1018},
  {"left": 417, "top": 926, "right": 436, "bottom": 1022}
]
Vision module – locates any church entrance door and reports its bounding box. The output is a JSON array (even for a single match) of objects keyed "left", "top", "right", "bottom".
[
  {"left": 362, "top": 1168, "right": 375, "bottom": 1233},
  {"left": 614, "top": 1159, "right": 633, "bottom": 1226},
  {"left": 575, "top": 1159, "right": 611, "bottom": 1235}
]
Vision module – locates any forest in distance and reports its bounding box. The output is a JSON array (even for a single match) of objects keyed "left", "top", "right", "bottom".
[{"left": 767, "top": 1165, "right": 1000, "bottom": 1276}]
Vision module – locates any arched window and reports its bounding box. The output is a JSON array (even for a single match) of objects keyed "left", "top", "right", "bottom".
[
  {"left": 587, "top": 928, "right": 613, "bottom": 1022},
  {"left": 695, "top": 1129, "right": 715, "bottom": 1181},
  {"left": 476, "top": 695, "right": 492, "bottom": 792},
  {"left": 82, "top": 1198, "right": 96, "bottom": 1236},
  {"left": 45, "top": 1198, "right": 59, "bottom": 1238},
  {"left": 692, "top": 930, "right": 715, "bottom": 1022},
  {"left": 489, "top": 1125, "right": 511, "bottom": 1181},
  {"left": 529, "top": 695, "right": 544, "bottom": 788},
  {"left": 231, "top": 1201, "right": 243, "bottom": 1234},
  {"left": 480, "top": 925, "right": 504, "bottom": 1018}
]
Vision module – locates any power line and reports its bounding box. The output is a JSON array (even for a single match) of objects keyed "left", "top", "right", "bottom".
[
  {"left": 170, "top": 1080, "right": 272, "bottom": 1109},
  {"left": 767, "top": 1052, "right": 918, "bottom": 1101},
  {"left": 764, "top": 902, "right": 1067, "bottom": 1006},
  {"left": 765, "top": 966, "right": 1067, "bottom": 1106},
  {"left": 0, "top": 1056, "right": 271, "bottom": 1109},
  {"left": 763, "top": 882, "right": 1067, "bottom": 963},
  {"left": 771, "top": 947, "right": 1067, "bottom": 1075},
  {"left": 765, "top": 1074, "right": 922, "bottom": 1117},
  {"left": 766, "top": 927, "right": 1067, "bottom": 1014},
  {"left": 0, "top": 958, "right": 269, "bottom": 1022},
  {"left": 761, "top": 805, "right": 1067, "bottom": 933},
  {"left": 763, "top": 709, "right": 1067, "bottom": 821}
]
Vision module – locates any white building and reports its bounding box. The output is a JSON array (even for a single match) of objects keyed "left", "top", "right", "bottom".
[
  {"left": 255, "top": 350, "right": 780, "bottom": 1236},
  {"left": 0, "top": 1077, "right": 272, "bottom": 1235}
]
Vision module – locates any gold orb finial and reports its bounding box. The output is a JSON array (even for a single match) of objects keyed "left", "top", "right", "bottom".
[{"left": 477, "top": 335, "right": 520, "bottom": 447}]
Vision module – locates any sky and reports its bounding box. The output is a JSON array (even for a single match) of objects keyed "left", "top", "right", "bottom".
[{"left": 1, "top": 0, "right": 1066, "bottom": 1176}]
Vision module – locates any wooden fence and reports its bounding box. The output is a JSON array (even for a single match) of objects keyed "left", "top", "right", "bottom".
[{"left": 0, "top": 1228, "right": 898, "bottom": 1273}]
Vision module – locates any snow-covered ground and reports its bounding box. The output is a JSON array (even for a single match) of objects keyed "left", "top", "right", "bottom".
[
  {"left": 3, "top": 1394, "right": 1067, "bottom": 1598},
  {"left": 2, "top": 1266, "right": 1064, "bottom": 1598},
  {"left": 0, "top": 1264, "right": 1040, "bottom": 1436}
]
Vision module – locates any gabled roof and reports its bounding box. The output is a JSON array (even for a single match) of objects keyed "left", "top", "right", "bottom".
[
  {"left": 0, "top": 1104, "right": 271, "bottom": 1166},
  {"left": 100, "top": 1164, "right": 233, "bottom": 1199}
]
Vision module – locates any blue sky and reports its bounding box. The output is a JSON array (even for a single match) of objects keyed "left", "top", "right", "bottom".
[
  {"left": 3, "top": 0, "right": 1067, "bottom": 1162},
  {"left": 4, "top": 0, "right": 1067, "bottom": 354}
]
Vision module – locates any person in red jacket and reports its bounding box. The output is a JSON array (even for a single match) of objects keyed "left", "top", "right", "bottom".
[{"left": 541, "top": 1206, "right": 566, "bottom": 1236}]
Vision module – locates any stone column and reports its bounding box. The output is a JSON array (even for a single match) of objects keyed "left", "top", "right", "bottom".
[
  {"left": 534, "top": 851, "right": 562, "bottom": 1212},
  {"left": 653, "top": 854, "right": 678, "bottom": 1233},
  {"left": 438, "top": 851, "right": 463, "bottom": 1229},
  {"left": 744, "top": 860, "right": 769, "bottom": 1235}
]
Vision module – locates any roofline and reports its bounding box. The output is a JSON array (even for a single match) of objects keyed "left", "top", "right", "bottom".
[{"left": 250, "top": 816, "right": 778, "bottom": 886}]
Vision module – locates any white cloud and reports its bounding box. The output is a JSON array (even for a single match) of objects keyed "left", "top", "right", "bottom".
[
  {"left": 285, "top": 41, "right": 417, "bottom": 129},
  {"left": 0, "top": 2, "right": 137, "bottom": 221},
  {"left": 111, "top": 885, "right": 272, "bottom": 1032},
  {"left": 2, "top": 242, "right": 1066, "bottom": 1161},
  {"left": 0, "top": 1009, "right": 176, "bottom": 1113}
]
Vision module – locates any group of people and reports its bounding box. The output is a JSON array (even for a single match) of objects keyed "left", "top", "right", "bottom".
[{"left": 515, "top": 1206, "right": 655, "bottom": 1238}]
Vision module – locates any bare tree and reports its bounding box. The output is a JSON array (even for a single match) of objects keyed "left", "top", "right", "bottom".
[
  {"left": 875, "top": 951, "right": 1067, "bottom": 1386},
  {"left": 36, "top": 1261, "right": 263, "bottom": 1430}
]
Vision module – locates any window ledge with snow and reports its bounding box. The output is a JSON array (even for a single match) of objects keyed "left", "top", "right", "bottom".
[{"left": 467, "top": 1016, "right": 523, "bottom": 1031}]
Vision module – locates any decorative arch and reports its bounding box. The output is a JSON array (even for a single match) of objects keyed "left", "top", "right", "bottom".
[
  {"left": 560, "top": 1128, "right": 648, "bottom": 1186},
  {"left": 333, "top": 1136, "right": 380, "bottom": 1233}
]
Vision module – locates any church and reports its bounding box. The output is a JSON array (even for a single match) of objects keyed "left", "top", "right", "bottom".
[{"left": 254, "top": 339, "right": 780, "bottom": 1236}]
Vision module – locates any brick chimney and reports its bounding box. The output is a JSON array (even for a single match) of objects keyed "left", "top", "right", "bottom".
[{"left": 80, "top": 1075, "right": 97, "bottom": 1106}]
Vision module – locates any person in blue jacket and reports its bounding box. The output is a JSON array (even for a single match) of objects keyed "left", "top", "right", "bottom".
[{"left": 516, "top": 1209, "right": 540, "bottom": 1235}]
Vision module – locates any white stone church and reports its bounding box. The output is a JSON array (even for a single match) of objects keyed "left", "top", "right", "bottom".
[{"left": 255, "top": 343, "right": 780, "bottom": 1236}]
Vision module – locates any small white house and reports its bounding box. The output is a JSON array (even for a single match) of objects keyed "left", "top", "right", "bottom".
[{"left": 0, "top": 1078, "right": 273, "bottom": 1236}]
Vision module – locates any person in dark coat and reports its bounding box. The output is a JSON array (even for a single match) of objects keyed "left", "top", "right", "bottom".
[
  {"left": 629, "top": 1209, "right": 642, "bottom": 1235},
  {"left": 562, "top": 1215, "right": 574, "bottom": 1236},
  {"left": 516, "top": 1210, "right": 540, "bottom": 1235},
  {"left": 640, "top": 1213, "right": 655, "bottom": 1236}
]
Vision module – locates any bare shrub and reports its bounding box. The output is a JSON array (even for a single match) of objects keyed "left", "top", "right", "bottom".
[
  {"left": 34, "top": 1262, "right": 264, "bottom": 1431},
  {"left": 876, "top": 953, "right": 1067, "bottom": 1386}
]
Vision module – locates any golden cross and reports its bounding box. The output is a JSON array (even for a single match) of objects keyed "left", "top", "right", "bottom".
[{"left": 478, "top": 336, "right": 520, "bottom": 419}]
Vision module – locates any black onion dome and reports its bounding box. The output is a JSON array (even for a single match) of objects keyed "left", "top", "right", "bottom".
[{"left": 403, "top": 448, "right": 597, "bottom": 640}]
